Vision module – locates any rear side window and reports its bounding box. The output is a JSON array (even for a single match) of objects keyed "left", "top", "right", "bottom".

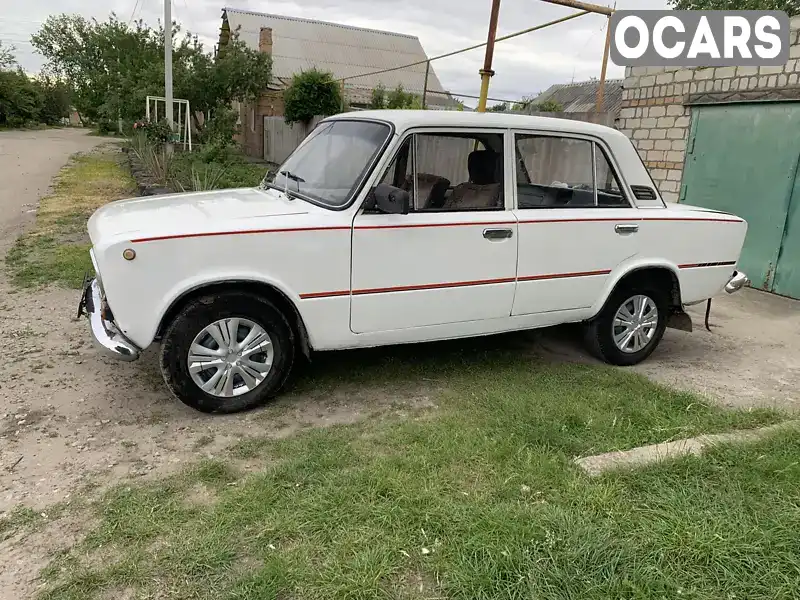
[{"left": 515, "top": 134, "right": 630, "bottom": 209}]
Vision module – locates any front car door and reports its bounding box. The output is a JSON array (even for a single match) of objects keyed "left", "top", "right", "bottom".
[
  {"left": 511, "top": 131, "right": 642, "bottom": 315},
  {"left": 350, "top": 128, "right": 518, "bottom": 334}
]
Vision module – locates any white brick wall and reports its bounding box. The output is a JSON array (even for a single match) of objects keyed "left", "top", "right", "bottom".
[{"left": 619, "top": 21, "right": 800, "bottom": 202}]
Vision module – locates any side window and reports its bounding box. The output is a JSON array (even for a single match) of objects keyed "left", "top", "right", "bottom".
[
  {"left": 514, "top": 134, "right": 629, "bottom": 209},
  {"left": 594, "top": 147, "right": 628, "bottom": 207},
  {"left": 377, "top": 132, "right": 505, "bottom": 212}
]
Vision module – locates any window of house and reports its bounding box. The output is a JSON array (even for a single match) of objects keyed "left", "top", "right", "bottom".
[
  {"left": 515, "top": 134, "right": 629, "bottom": 208},
  {"left": 377, "top": 132, "right": 505, "bottom": 212},
  {"left": 249, "top": 107, "right": 255, "bottom": 132}
]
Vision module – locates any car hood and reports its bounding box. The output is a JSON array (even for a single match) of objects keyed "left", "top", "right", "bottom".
[{"left": 88, "top": 187, "right": 320, "bottom": 245}]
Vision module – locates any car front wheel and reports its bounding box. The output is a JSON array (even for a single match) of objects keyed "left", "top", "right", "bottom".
[
  {"left": 159, "top": 292, "right": 295, "bottom": 413},
  {"left": 584, "top": 286, "right": 668, "bottom": 366}
]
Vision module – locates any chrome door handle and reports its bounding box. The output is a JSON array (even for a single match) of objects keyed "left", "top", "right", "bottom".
[
  {"left": 483, "top": 228, "right": 513, "bottom": 240},
  {"left": 615, "top": 223, "right": 639, "bottom": 234}
]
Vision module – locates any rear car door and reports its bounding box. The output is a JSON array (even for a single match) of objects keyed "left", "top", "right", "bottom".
[
  {"left": 511, "top": 131, "right": 642, "bottom": 315},
  {"left": 351, "top": 128, "right": 518, "bottom": 333}
]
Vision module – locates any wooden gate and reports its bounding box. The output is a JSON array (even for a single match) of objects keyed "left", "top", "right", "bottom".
[
  {"left": 263, "top": 116, "right": 322, "bottom": 164},
  {"left": 680, "top": 102, "right": 800, "bottom": 298}
]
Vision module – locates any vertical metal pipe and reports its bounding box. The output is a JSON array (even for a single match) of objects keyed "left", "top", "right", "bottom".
[
  {"left": 422, "top": 61, "right": 430, "bottom": 109},
  {"left": 340, "top": 78, "right": 346, "bottom": 111},
  {"left": 596, "top": 17, "right": 612, "bottom": 113},
  {"left": 477, "top": 0, "right": 502, "bottom": 113},
  {"left": 164, "top": 0, "right": 174, "bottom": 152}
]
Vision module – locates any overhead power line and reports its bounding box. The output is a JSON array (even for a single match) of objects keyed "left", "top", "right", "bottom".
[{"left": 338, "top": 10, "right": 589, "bottom": 84}]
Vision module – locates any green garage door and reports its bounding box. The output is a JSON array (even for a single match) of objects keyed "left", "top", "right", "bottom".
[{"left": 680, "top": 103, "right": 800, "bottom": 298}]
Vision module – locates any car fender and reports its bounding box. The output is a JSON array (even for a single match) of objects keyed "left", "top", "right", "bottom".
[
  {"left": 589, "top": 256, "right": 682, "bottom": 319},
  {"left": 149, "top": 270, "right": 308, "bottom": 345}
]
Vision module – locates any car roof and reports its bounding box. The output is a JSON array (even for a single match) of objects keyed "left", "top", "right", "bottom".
[{"left": 323, "top": 109, "right": 625, "bottom": 140}]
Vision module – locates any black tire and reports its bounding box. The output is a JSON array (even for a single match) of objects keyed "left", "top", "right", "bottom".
[
  {"left": 584, "top": 284, "right": 668, "bottom": 366},
  {"left": 159, "top": 292, "right": 295, "bottom": 413}
]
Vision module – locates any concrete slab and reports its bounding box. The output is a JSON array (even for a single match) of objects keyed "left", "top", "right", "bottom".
[{"left": 575, "top": 420, "right": 800, "bottom": 477}]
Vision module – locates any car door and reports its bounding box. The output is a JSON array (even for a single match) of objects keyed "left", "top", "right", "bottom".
[
  {"left": 350, "top": 128, "right": 518, "bottom": 334},
  {"left": 511, "top": 131, "right": 642, "bottom": 316}
]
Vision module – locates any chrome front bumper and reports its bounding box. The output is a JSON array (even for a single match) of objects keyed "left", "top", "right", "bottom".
[
  {"left": 80, "top": 278, "right": 141, "bottom": 361},
  {"left": 725, "top": 270, "right": 750, "bottom": 294}
]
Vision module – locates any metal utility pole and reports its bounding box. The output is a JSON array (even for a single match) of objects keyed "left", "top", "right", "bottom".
[
  {"left": 596, "top": 18, "right": 612, "bottom": 112},
  {"left": 164, "top": 0, "right": 174, "bottom": 151},
  {"left": 477, "top": 0, "right": 502, "bottom": 113}
]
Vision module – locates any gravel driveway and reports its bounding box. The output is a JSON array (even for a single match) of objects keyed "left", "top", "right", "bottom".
[{"left": 1, "top": 128, "right": 799, "bottom": 598}]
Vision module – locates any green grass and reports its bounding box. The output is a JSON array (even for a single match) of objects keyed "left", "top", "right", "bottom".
[
  {"left": 5, "top": 147, "right": 136, "bottom": 288},
  {"left": 31, "top": 339, "right": 794, "bottom": 600}
]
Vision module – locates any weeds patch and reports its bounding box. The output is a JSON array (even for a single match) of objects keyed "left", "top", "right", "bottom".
[{"left": 5, "top": 146, "right": 135, "bottom": 288}]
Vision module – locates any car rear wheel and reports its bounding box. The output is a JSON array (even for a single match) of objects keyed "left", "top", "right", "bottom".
[
  {"left": 159, "top": 292, "right": 295, "bottom": 413},
  {"left": 584, "top": 285, "right": 668, "bottom": 366}
]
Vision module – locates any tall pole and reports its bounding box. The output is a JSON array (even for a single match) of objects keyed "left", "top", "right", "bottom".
[
  {"left": 596, "top": 17, "right": 612, "bottom": 113},
  {"left": 164, "top": 0, "right": 174, "bottom": 150},
  {"left": 477, "top": 0, "right": 502, "bottom": 113},
  {"left": 421, "top": 61, "right": 430, "bottom": 109}
]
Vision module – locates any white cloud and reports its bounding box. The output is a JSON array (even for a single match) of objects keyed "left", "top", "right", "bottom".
[{"left": 1, "top": 0, "right": 668, "bottom": 104}]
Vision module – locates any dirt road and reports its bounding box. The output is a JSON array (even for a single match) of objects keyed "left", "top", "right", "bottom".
[
  {"left": 1, "top": 128, "right": 799, "bottom": 598},
  {"left": 0, "top": 129, "right": 106, "bottom": 252}
]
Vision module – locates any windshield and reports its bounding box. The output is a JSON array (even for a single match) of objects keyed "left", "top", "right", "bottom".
[{"left": 264, "top": 120, "right": 391, "bottom": 208}]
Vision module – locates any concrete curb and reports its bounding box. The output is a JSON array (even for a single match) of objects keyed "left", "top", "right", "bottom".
[{"left": 575, "top": 420, "right": 800, "bottom": 477}]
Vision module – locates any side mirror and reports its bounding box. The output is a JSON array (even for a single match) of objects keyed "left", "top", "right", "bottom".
[{"left": 370, "top": 183, "right": 410, "bottom": 215}]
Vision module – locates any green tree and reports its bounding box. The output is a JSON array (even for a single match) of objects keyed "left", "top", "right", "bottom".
[
  {"left": 668, "top": 0, "right": 799, "bottom": 12},
  {"left": 31, "top": 14, "right": 271, "bottom": 132},
  {"left": 488, "top": 102, "right": 509, "bottom": 112},
  {"left": 369, "top": 83, "right": 387, "bottom": 109},
  {"left": 0, "top": 41, "right": 15, "bottom": 70},
  {"left": 0, "top": 70, "right": 43, "bottom": 126},
  {"left": 386, "top": 84, "right": 416, "bottom": 109},
  {"left": 283, "top": 69, "right": 342, "bottom": 125}
]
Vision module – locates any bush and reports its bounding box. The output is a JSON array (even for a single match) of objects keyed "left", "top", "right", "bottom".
[
  {"left": 283, "top": 69, "right": 342, "bottom": 125},
  {"left": 197, "top": 107, "right": 240, "bottom": 162},
  {"left": 0, "top": 70, "right": 43, "bottom": 127},
  {"left": 132, "top": 118, "right": 174, "bottom": 145}
]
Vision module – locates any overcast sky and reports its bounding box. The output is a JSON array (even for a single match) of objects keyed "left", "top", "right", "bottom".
[{"left": 0, "top": 0, "right": 669, "bottom": 105}]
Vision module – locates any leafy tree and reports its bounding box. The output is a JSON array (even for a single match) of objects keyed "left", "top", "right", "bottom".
[
  {"left": 369, "top": 83, "right": 387, "bottom": 109},
  {"left": 0, "top": 70, "right": 43, "bottom": 126},
  {"left": 31, "top": 14, "right": 271, "bottom": 132},
  {"left": 513, "top": 97, "right": 563, "bottom": 112},
  {"left": 0, "top": 41, "right": 15, "bottom": 70},
  {"left": 37, "top": 74, "right": 72, "bottom": 124},
  {"left": 283, "top": 69, "right": 342, "bottom": 125},
  {"left": 668, "top": 0, "right": 799, "bottom": 12},
  {"left": 488, "top": 102, "right": 509, "bottom": 112},
  {"left": 386, "top": 84, "right": 416, "bottom": 109}
]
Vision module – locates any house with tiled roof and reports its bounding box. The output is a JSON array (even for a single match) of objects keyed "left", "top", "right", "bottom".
[
  {"left": 528, "top": 78, "right": 624, "bottom": 119},
  {"left": 218, "top": 7, "right": 453, "bottom": 158}
]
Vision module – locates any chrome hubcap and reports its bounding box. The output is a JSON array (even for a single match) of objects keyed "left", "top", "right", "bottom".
[
  {"left": 188, "top": 318, "right": 274, "bottom": 397},
  {"left": 612, "top": 295, "right": 659, "bottom": 354}
]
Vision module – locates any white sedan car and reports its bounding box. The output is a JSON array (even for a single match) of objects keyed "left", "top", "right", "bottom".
[{"left": 79, "top": 110, "right": 749, "bottom": 413}]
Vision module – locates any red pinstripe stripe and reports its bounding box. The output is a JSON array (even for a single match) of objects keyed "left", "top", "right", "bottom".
[
  {"left": 518, "top": 269, "right": 611, "bottom": 282},
  {"left": 130, "top": 226, "right": 351, "bottom": 243},
  {"left": 355, "top": 221, "right": 517, "bottom": 230},
  {"left": 678, "top": 261, "right": 737, "bottom": 269},
  {"left": 129, "top": 216, "right": 744, "bottom": 243},
  {"left": 300, "top": 270, "right": 613, "bottom": 299},
  {"left": 518, "top": 217, "right": 743, "bottom": 225}
]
